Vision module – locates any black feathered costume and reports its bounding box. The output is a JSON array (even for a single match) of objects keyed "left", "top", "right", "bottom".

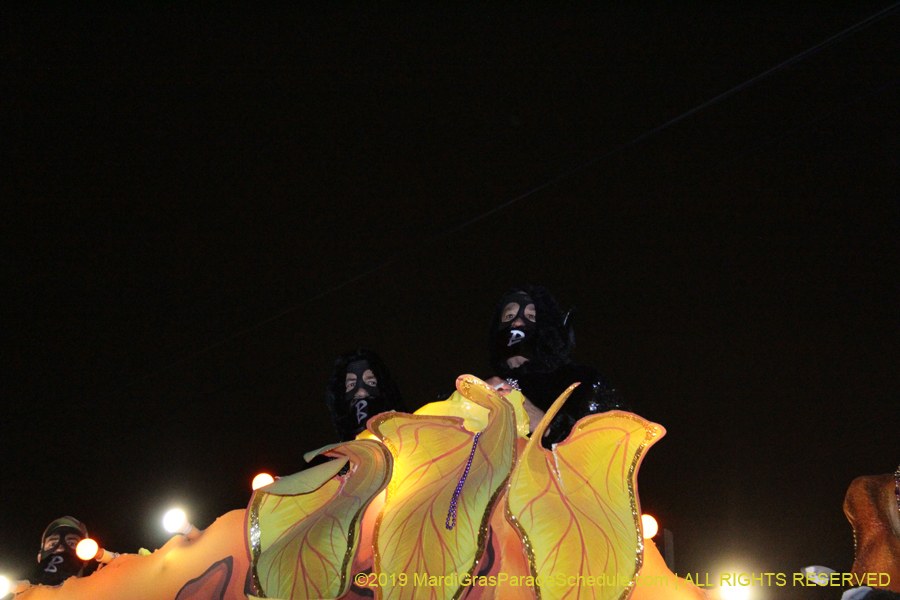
[
  {"left": 325, "top": 348, "right": 408, "bottom": 442},
  {"left": 489, "top": 284, "right": 627, "bottom": 446}
]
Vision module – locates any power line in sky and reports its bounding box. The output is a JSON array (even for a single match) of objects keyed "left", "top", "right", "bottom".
[{"left": 48, "top": 1, "right": 900, "bottom": 410}]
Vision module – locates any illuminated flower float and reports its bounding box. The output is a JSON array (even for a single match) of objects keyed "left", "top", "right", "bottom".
[{"left": 15, "top": 376, "right": 706, "bottom": 600}]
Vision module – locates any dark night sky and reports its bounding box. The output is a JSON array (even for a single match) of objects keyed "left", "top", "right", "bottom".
[{"left": 1, "top": 4, "right": 898, "bottom": 598}]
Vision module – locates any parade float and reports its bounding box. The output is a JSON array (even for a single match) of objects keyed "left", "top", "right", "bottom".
[
  {"left": 10, "top": 375, "right": 706, "bottom": 600},
  {"left": 844, "top": 470, "right": 900, "bottom": 593}
]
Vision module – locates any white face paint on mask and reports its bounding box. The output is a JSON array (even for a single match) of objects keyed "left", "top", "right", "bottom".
[
  {"left": 496, "top": 293, "right": 537, "bottom": 362},
  {"left": 343, "top": 360, "right": 387, "bottom": 431}
]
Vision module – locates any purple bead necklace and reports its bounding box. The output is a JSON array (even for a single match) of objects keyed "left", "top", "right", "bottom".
[{"left": 446, "top": 432, "right": 482, "bottom": 530}]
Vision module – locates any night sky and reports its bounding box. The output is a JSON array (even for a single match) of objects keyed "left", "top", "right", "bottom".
[{"left": 2, "top": 5, "right": 898, "bottom": 598}]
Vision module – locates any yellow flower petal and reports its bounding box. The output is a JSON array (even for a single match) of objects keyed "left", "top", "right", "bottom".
[
  {"left": 370, "top": 375, "right": 517, "bottom": 600},
  {"left": 507, "top": 384, "right": 664, "bottom": 600},
  {"left": 249, "top": 439, "right": 393, "bottom": 600}
]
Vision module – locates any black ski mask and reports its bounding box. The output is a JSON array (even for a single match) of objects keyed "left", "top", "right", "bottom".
[
  {"left": 37, "top": 526, "right": 86, "bottom": 585},
  {"left": 489, "top": 284, "right": 576, "bottom": 377},
  {"left": 344, "top": 360, "right": 387, "bottom": 432},
  {"left": 325, "top": 348, "right": 408, "bottom": 442},
  {"left": 493, "top": 292, "right": 537, "bottom": 362}
]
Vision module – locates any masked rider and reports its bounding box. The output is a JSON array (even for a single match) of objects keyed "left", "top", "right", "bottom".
[
  {"left": 325, "top": 348, "right": 408, "bottom": 442},
  {"left": 487, "top": 284, "right": 628, "bottom": 447},
  {"left": 32, "top": 516, "right": 96, "bottom": 586}
]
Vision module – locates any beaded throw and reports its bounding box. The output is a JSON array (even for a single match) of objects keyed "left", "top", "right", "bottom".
[{"left": 446, "top": 432, "right": 482, "bottom": 530}]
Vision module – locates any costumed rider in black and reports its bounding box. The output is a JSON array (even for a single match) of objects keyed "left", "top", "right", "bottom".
[
  {"left": 324, "top": 348, "right": 408, "bottom": 442},
  {"left": 485, "top": 284, "right": 627, "bottom": 447},
  {"left": 31, "top": 516, "right": 97, "bottom": 586}
]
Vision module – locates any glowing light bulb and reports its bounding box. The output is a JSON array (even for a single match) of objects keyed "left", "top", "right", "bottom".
[
  {"left": 76, "top": 538, "right": 100, "bottom": 560},
  {"left": 719, "top": 584, "right": 750, "bottom": 600},
  {"left": 0, "top": 577, "right": 29, "bottom": 596},
  {"left": 252, "top": 473, "right": 275, "bottom": 490},
  {"left": 641, "top": 514, "right": 658, "bottom": 539},
  {"left": 163, "top": 509, "right": 192, "bottom": 535}
]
